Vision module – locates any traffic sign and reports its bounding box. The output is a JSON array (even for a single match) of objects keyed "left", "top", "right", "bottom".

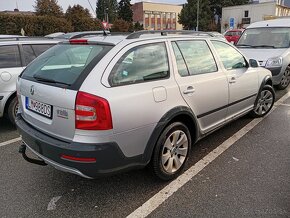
[
  {"left": 229, "top": 18, "right": 235, "bottom": 29},
  {"left": 102, "top": 21, "right": 109, "bottom": 29}
]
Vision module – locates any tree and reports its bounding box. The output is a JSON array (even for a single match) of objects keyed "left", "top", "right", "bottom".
[
  {"left": 34, "top": 0, "right": 63, "bottom": 17},
  {"left": 65, "top": 5, "right": 101, "bottom": 31},
  {"left": 133, "top": 21, "right": 143, "bottom": 31},
  {"left": 111, "top": 19, "right": 130, "bottom": 32},
  {"left": 118, "top": 0, "right": 133, "bottom": 22},
  {"left": 209, "top": 0, "right": 249, "bottom": 21},
  {"left": 179, "top": 0, "right": 249, "bottom": 31},
  {"left": 96, "top": 0, "right": 118, "bottom": 23},
  {"left": 179, "top": 0, "right": 212, "bottom": 31}
]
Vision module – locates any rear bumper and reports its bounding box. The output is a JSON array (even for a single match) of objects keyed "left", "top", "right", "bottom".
[{"left": 16, "top": 115, "right": 144, "bottom": 178}]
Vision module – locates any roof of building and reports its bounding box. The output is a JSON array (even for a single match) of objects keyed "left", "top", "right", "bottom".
[
  {"left": 133, "top": 1, "right": 183, "bottom": 7},
  {"left": 247, "top": 18, "right": 290, "bottom": 28},
  {"left": 0, "top": 10, "right": 35, "bottom": 16}
]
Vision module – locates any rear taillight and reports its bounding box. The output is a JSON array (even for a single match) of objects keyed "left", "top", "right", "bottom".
[{"left": 75, "top": 91, "right": 113, "bottom": 130}]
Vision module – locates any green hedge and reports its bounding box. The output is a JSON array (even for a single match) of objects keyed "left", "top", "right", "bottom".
[{"left": 0, "top": 14, "right": 73, "bottom": 36}]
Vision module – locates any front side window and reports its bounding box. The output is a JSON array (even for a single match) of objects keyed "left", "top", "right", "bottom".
[
  {"left": 0, "top": 45, "right": 21, "bottom": 68},
  {"left": 212, "top": 40, "right": 247, "bottom": 70},
  {"left": 109, "top": 43, "right": 169, "bottom": 86},
  {"left": 174, "top": 40, "right": 217, "bottom": 75}
]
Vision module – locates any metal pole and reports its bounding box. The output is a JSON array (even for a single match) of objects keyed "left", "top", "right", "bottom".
[{"left": 196, "top": 0, "right": 199, "bottom": 31}]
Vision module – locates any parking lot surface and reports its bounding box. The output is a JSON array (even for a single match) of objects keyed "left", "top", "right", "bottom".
[{"left": 0, "top": 87, "right": 289, "bottom": 217}]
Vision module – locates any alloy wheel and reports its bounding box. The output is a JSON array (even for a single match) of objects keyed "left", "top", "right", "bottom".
[
  {"left": 14, "top": 103, "right": 19, "bottom": 117},
  {"left": 254, "top": 90, "right": 274, "bottom": 115},
  {"left": 161, "top": 130, "right": 188, "bottom": 173},
  {"left": 280, "top": 68, "right": 290, "bottom": 88}
]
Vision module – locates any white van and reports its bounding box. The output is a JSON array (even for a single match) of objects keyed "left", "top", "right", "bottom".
[{"left": 236, "top": 18, "right": 290, "bottom": 90}]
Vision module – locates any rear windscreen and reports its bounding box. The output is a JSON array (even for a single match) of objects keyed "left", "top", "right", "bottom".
[{"left": 21, "top": 43, "right": 112, "bottom": 88}]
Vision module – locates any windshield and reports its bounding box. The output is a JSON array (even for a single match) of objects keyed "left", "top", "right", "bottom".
[
  {"left": 237, "top": 27, "right": 290, "bottom": 48},
  {"left": 21, "top": 43, "right": 112, "bottom": 88}
]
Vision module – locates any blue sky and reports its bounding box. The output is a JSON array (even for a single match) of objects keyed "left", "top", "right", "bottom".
[{"left": 0, "top": 0, "right": 186, "bottom": 17}]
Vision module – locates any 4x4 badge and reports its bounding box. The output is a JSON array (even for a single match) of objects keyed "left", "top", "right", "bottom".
[{"left": 30, "top": 85, "right": 35, "bottom": 95}]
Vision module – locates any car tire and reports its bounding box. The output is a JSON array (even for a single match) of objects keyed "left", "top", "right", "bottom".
[
  {"left": 250, "top": 85, "right": 275, "bottom": 118},
  {"left": 7, "top": 96, "right": 18, "bottom": 125},
  {"left": 152, "top": 122, "right": 191, "bottom": 181},
  {"left": 276, "top": 66, "right": 290, "bottom": 90}
]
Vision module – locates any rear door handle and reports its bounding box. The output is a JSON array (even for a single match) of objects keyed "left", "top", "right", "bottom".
[
  {"left": 229, "top": 77, "right": 236, "bottom": 84},
  {"left": 183, "top": 86, "right": 195, "bottom": 94}
]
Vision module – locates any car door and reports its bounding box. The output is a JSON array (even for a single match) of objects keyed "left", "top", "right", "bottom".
[
  {"left": 170, "top": 39, "right": 229, "bottom": 133},
  {"left": 0, "top": 45, "right": 24, "bottom": 93},
  {"left": 211, "top": 40, "right": 259, "bottom": 120}
]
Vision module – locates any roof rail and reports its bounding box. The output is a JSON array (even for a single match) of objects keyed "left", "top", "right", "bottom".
[
  {"left": 126, "top": 30, "right": 215, "bottom": 39},
  {"left": 0, "top": 36, "right": 56, "bottom": 41}
]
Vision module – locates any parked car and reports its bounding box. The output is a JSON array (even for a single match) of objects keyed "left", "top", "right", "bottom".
[
  {"left": 0, "top": 35, "right": 27, "bottom": 39},
  {"left": 51, "top": 31, "right": 110, "bottom": 40},
  {"left": 16, "top": 30, "right": 275, "bottom": 180},
  {"left": 236, "top": 18, "right": 290, "bottom": 90},
  {"left": 44, "top": 32, "right": 65, "bottom": 38},
  {"left": 224, "top": 29, "right": 244, "bottom": 44},
  {"left": 0, "top": 37, "right": 58, "bottom": 124},
  {"left": 207, "top": 31, "right": 227, "bottom": 41}
]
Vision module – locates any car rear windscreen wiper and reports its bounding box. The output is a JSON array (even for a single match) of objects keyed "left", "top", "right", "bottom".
[
  {"left": 33, "top": 75, "right": 71, "bottom": 86},
  {"left": 236, "top": 44, "right": 253, "bottom": 47},
  {"left": 251, "top": 45, "right": 276, "bottom": 48}
]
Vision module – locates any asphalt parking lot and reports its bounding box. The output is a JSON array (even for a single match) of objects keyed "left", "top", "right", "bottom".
[{"left": 0, "top": 87, "right": 289, "bottom": 217}]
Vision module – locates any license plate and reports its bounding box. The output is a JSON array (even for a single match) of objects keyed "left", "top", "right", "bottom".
[{"left": 25, "top": 97, "right": 52, "bottom": 119}]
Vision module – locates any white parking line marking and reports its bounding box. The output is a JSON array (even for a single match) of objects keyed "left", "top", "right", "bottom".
[
  {"left": 0, "top": 137, "right": 21, "bottom": 147},
  {"left": 127, "top": 91, "right": 290, "bottom": 218},
  {"left": 280, "top": 103, "right": 290, "bottom": 107},
  {"left": 47, "top": 196, "right": 62, "bottom": 211}
]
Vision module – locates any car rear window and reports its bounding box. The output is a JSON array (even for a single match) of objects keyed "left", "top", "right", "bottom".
[{"left": 21, "top": 43, "right": 112, "bottom": 89}]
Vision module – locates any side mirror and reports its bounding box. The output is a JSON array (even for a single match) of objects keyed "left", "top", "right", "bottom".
[{"left": 249, "top": 59, "right": 259, "bottom": 68}]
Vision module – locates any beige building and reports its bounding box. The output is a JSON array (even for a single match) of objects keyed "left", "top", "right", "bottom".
[
  {"left": 222, "top": 1, "right": 290, "bottom": 32},
  {"left": 132, "top": 2, "right": 183, "bottom": 30}
]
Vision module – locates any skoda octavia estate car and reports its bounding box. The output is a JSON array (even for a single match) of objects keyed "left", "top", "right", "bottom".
[{"left": 16, "top": 31, "right": 275, "bottom": 180}]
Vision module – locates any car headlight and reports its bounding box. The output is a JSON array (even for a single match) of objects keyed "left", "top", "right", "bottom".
[{"left": 266, "top": 57, "right": 283, "bottom": 68}]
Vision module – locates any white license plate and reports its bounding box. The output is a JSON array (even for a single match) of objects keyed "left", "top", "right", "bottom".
[{"left": 25, "top": 97, "right": 52, "bottom": 118}]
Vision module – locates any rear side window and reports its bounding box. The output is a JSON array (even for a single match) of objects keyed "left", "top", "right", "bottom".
[
  {"left": 22, "top": 45, "right": 37, "bottom": 65},
  {"left": 109, "top": 43, "right": 169, "bottom": 86},
  {"left": 212, "top": 41, "right": 247, "bottom": 70},
  {"left": 174, "top": 40, "right": 217, "bottom": 75},
  {"left": 22, "top": 44, "right": 55, "bottom": 65},
  {"left": 32, "top": 44, "right": 54, "bottom": 56},
  {"left": 21, "top": 44, "right": 112, "bottom": 88},
  {"left": 0, "top": 45, "right": 21, "bottom": 68}
]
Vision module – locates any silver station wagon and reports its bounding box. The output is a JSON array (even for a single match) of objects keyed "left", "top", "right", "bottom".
[{"left": 16, "top": 31, "right": 275, "bottom": 180}]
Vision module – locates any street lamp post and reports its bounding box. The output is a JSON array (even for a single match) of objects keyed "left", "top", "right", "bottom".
[{"left": 196, "top": 0, "right": 199, "bottom": 31}]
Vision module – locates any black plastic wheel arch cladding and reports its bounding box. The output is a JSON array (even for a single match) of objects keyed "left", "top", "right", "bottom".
[{"left": 142, "top": 106, "right": 199, "bottom": 165}]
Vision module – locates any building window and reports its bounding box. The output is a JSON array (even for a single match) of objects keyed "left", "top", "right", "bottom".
[
  {"left": 244, "top": 10, "right": 249, "bottom": 18},
  {"left": 144, "top": 14, "right": 149, "bottom": 18},
  {"left": 172, "top": 23, "right": 176, "bottom": 30}
]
